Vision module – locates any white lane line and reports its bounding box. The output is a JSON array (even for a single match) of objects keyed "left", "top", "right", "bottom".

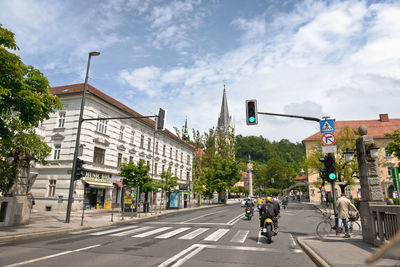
[
  {"left": 226, "top": 214, "right": 244, "bottom": 225},
  {"left": 73, "top": 244, "right": 101, "bottom": 252},
  {"left": 156, "top": 227, "right": 191, "bottom": 239},
  {"left": 90, "top": 225, "right": 138, "bottom": 236},
  {"left": 289, "top": 233, "right": 297, "bottom": 248},
  {"left": 3, "top": 244, "right": 101, "bottom": 267},
  {"left": 110, "top": 226, "right": 153, "bottom": 237},
  {"left": 257, "top": 230, "right": 263, "bottom": 244},
  {"left": 158, "top": 243, "right": 280, "bottom": 266},
  {"left": 182, "top": 210, "right": 225, "bottom": 223},
  {"left": 157, "top": 244, "right": 201, "bottom": 267},
  {"left": 230, "top": 230, "right": 249, "bottom": 243},
  {"left": 203, "top": 229, "right": 229, "bottom": 241},
  {"left": 133, "top": 227, "right": 172, "bottom": 238},
  {"left": 179, "top": 228, "right": 209, "bottom": 240},
  {"left": 171, "top": 246, "right": 205, "bottom": 267}
]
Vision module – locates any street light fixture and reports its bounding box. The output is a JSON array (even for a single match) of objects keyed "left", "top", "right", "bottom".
[{"left": 66, "top": 51, "right": 100, "bottom": 223}]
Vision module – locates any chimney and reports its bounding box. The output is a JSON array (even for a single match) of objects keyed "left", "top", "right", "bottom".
[{"left": 379, "top": 114, "right": 389, "bottom": 122}]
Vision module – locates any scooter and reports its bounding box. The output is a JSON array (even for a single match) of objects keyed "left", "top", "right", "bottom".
[
  {"left": 261, "top": 218, "right": 276, "bottom": 243},
  {"left": 245, "top": 207, "right": 253, "bottom": 220}
]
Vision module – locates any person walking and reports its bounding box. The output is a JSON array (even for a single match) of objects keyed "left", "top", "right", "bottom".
[{"left": 335, "top": 192, "right": 359, "bottom": 238}]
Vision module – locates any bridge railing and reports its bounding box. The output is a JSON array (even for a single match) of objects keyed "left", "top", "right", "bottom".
[{"left": 369, "top": 205, "right": 400, "bottom": 246}]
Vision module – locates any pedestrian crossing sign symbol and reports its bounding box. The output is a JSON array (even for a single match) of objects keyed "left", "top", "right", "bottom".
[{"left": 320, "top": 119, "right": 335, "bottom": 133}]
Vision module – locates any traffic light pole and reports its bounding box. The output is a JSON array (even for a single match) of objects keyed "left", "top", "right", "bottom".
[{"left": 257, "top": 112, "right": 321, "bottom": 122}]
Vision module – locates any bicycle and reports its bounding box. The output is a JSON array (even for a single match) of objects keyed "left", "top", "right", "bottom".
[{"left": 316, "top": 210, "right": 361, "bottom": 238}]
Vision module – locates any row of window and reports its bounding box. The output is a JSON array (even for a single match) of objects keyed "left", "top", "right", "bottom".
[{"left": 54, "top": 145, "right": 191, "bottom": 175}]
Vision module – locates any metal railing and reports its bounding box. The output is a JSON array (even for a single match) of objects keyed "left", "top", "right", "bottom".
[{"left": 370, "top": 205, "right": 400, "bottom": 245}]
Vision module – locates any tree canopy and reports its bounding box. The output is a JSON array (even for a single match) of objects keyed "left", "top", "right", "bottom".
[{"left": 0, "top": 25, "right": 62, "bottom": 195}]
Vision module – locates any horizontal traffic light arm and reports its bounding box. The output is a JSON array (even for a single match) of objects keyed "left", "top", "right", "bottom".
[
  {"left": 82, "top": 115, "right": 158, "bottom": 121},
  {"left": 257, "top": 112, "right": 321, "bottom": 122}
]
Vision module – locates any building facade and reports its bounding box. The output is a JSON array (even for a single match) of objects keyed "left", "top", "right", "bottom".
[
  {"left": 31, "top": 83, "right": 194, "bottom": 211},
  {"left": 303, "top": 114, "right": 400, "bottom": 203}
]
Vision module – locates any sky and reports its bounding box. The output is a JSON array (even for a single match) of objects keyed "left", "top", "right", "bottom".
[{"left": 1, "top": 0, "right": 400, "bottom": 143}]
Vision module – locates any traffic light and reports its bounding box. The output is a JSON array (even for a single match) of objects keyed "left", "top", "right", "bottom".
[
  {"left": 325, "top": 155, "right": 336, "bottom": 181},
  {"left": 75, "top": 157, "right": 85, "bottom": 180},
  {"left": 319, "top": 155, "right": 336, "bottom": 182},
  {"left": 319, "top": 156, "right": 328, "bottom": 180},
  {"left": 156, "top": 108, "right": 166, "bottom": 130},
  {"left": 246, "top": 99, "right": 258, "bottom": 125}
]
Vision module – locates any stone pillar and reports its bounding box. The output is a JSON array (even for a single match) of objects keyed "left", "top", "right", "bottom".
[
  {"left": 0, "top": 157, "right": 33, "bottom": 226},
  {"left": 356, "top": 128, "right": 384, "bottom": 245},
  {"left": 247, "top": 161, "right": 253, "bottom": 198}
]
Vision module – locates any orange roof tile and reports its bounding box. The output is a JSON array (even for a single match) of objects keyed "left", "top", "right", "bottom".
[
  {"left": 51, "top": 83, "right": 195, "bottom": 151},
  {"left": 303, "top": 114, "right": 400, "bottom": 142}
]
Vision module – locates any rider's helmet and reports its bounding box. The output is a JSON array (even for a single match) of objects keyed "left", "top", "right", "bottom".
[{"left": 265, "top": 196, "right": 272, "bottom": 203}]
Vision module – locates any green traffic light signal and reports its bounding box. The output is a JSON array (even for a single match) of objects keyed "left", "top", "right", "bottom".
[
  {"left": 246, "top": 100, "right": 258, "bottom": 125},
  {"left": 328, "top": 172, "right": 336, "bottom": 181}
]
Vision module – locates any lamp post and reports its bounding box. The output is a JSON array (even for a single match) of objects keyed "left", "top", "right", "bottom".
[{"left": 65, "top": 51, "right": 100, "bottom": 223}]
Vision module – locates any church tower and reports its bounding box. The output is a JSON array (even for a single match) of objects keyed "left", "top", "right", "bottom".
[{"left": 217, "top": 85, "right": 234, "bottom": 134}]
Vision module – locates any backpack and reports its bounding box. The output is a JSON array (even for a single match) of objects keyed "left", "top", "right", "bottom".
[{"left": 263, "top": 203, "right": 275, "bottom": 218}]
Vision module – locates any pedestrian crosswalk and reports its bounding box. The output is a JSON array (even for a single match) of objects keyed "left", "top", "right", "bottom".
[{"left": 88, "top": 225, "right": 255, "bottom": 244}]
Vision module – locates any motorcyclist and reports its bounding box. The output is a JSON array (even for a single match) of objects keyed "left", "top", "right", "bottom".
[
  {"left": 245, "top": 198, "right": 254, "bottom": 215},
  {"left": 259, "top": 196, "right": 279, "bottom": 233},
  {"left": 257, "top": 197, "right": 263, "bottom": 210}
]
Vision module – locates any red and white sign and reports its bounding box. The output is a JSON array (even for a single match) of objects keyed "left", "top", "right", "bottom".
[{"left": 322, "top": 133, "right": 335, "bottom": 146}]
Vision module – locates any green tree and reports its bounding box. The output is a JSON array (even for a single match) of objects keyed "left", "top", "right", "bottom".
[
  {"left": 158, "top": 165, "right": 178, "bottom": 206},
  {"left": 385, "top": 129, "right": 400, "bottom": 160},
  {"left": 119, "top": 159, "right": 152, "bottom": 188},
  {"left": 0, "top": 25, "right": 62, "bottom": 195}
]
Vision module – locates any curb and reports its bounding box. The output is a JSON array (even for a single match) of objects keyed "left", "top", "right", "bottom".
[
  {"left": 297, "top": 236, "right": 331, "bottom": 267},
  {"left": 0, "top": 203, "right": 226, "bottom": 243}
]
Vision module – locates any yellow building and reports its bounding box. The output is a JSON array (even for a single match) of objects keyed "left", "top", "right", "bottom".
[{"left": 303, "top": 114, "right": 400, "bottom": 203}]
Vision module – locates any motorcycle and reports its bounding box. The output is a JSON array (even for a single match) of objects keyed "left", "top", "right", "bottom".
[
  {"left": 281, "top": 201, "right": 287, "bottom": 209},
  {"left": 261, "top": 218, "right": 276, "bottom": 243},
  {"left": 245, "top": 207, "right": 253, "bottom": 220}
]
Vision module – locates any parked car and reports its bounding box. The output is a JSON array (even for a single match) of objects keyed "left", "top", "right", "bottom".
[{"left": 241, "top": 198, "right": 252, "bottom": 207}]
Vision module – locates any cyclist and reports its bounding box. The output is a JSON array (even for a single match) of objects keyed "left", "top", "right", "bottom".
[
  {"left": 257, "top": 197, "right": 263, "bottom": 210},
  {"left": 335, "top": 193, "right": 359, "bottom": 238}
]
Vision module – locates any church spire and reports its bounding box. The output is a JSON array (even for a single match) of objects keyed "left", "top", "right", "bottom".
[
  {"left": 217, "top": 84, "right": 232, "bottom": 133},
  {"left": 182, "top": 116, "right": 189, "bottom": 141}
]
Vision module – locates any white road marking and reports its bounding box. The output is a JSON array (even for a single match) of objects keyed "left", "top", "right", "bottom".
[
  {"left": 182, "top": 210, "right": 225, "bottom": 223},
  {"left": 149, "top": 221, "right": 227, "bottom": 226},
  {"left": 226, "top": 214, "right": 244, "bottom": 225},
  {"left": 289, "top": 233, "right": 297, "bottom": 248},
  {"left": 89, "top": 225, "right": 138, "bottom": 236},
  {"left": 157, "top": 244, "right": 280, "bottom": 267},
  {"left": 257, "top": 230, "right": 263, "bottom": 244},
  {"left": 230, "top": 230, "right": 249, "bottom": 243},
  {"left": 157, "top": 244, "right": 199, "bottom": 267},
  {"left": 3, "top": 244, "right": 101, "bottom": 267},
  {"left": 133, "top": 227, "right": 172, "bottom": 238},
  {"left": 156, "top": 227, "right": 191, "bottom": 239},
  {"left": 110, "top": 226, "right": 153, "bottom": 237},
  {"left": 170, "top": 245, "right": 205, "bottom": 267},
  {"left": 203, "top": 229, "right": 229, "bottom": 241},
  {"left": 179, "top": 228, "right": 209, "bottom": 240}
]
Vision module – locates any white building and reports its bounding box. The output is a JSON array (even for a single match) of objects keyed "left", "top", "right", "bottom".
[{"left": 31, "top": 83, "right": 194, "bottom": 211}]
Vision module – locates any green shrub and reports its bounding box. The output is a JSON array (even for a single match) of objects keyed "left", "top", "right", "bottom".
[{"left": 384, "top": 198, "right": 399, "bottom": 205}]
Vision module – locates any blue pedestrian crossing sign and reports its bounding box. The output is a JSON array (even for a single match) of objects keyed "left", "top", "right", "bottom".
[{"left": 320, "top": 119, "right": 335, "bottom": 133}]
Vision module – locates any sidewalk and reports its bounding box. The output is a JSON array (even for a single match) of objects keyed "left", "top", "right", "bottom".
[
  {"left": 297, "top": 203, "right": 400, "bottom": 266},
  {"left": 0, "top": 200, "right": 237, "bottom": 243}
]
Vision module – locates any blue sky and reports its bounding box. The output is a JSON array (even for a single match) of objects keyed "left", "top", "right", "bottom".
[{"left": 1, "top": 0, "right": 400, "bottom": 142}]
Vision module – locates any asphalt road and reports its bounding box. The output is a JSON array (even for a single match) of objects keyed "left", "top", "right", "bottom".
[{"left": 0, "top": 201, "right": 320, "bottom": 267}]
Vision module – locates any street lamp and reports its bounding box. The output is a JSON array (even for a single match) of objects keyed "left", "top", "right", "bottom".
[{"left": 66, "top": 51, "right": 100, "bottom": 223}]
